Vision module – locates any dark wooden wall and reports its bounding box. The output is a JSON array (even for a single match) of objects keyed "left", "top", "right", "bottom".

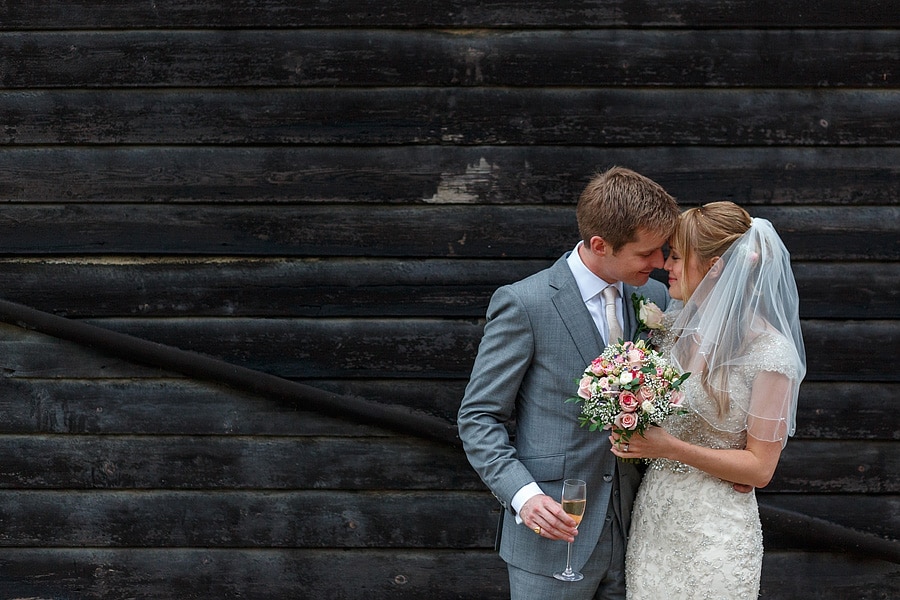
[{"left": 0, "top": 1, "right": 897, "bottom": 598}]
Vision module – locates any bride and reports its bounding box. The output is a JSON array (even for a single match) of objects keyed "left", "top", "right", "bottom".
[{"left": 610, "top": 201, "right": 806, "bottom": 598}]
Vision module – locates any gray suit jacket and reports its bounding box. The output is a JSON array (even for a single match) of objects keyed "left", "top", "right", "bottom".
[{"left": 457, "top": 253, "right": 670, "bottom": 576}]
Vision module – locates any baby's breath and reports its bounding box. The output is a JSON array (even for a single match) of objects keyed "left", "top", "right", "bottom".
[{"left": 567, "top": 339, "right": 689, "bottom": 462}]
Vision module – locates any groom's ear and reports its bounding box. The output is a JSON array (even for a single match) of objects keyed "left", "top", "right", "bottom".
[{"left": 589, "top": 235, "right": 611, "bottom": 257}]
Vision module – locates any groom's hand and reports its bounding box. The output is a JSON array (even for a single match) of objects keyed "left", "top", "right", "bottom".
[{"left": 520, "top": 494, "right": 579, "bottom": 543}]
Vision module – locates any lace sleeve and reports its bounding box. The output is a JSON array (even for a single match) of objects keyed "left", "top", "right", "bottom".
[{"left": 745, "top": 333, "right": 802, "bottom": 446}]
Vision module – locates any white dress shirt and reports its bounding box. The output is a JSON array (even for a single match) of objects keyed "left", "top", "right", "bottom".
[{"left": 566, "top": 241, "right": 624, "bottom": 341}]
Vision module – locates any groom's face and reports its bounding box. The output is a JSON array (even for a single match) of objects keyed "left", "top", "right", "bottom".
[{"left": 601, "top": 228, "right": 668, "bottom": 286}]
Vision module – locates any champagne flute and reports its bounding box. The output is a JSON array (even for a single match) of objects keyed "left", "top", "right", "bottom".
[{"left": 553, "top": 478, "right": 586, "bottom": 582}]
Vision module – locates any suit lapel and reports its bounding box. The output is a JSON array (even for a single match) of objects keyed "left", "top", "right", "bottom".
[{"left": 549, "top": 256, "right": 604, "bottom": 365}]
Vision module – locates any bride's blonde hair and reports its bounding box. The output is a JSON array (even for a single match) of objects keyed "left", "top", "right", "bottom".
[
  {"left": 671, "top": 201, "right": 752, "bottom": 302},
  {"left": 672, "top": 201, "right": 752, "bottom": 414}
]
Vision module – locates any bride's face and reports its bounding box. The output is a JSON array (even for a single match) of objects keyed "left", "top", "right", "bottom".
[{"left": 664, "top": 245, "right": 709, "bottom": 301}]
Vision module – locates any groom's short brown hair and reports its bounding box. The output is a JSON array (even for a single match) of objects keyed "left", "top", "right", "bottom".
[{"left": 576, "top": 166, "right": 679, "bottom": 251}]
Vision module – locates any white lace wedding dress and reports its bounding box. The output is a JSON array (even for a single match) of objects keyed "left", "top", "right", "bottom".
[{"left": 625, "top": 319, "right": 798, "bottom": 599}]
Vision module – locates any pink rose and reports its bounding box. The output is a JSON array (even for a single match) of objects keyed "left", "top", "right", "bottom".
[
  {"left": 625, "top": 348, "right": 645, "bottom": 366},
  {"left": 615, "top": 412, "right": 639, "bottom": 430},
  {"left": 669, "top": 390, "right": 685, "bottom": 407},
  {"left": 638, "top": 386, "right": 655, "bottom": 402},
  {"left": 590, "top": 358, "right": 608, "bottom": 375},
  {"left": 618, "top": 391, "right": 640, "bottom": 413},
  {"left": 578, "top": 376, "right": 593, "bottom": 400}
]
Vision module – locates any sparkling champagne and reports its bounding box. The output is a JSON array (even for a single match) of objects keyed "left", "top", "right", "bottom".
[{"left": 562, "top": 499, "right": 586, "bottom": 526}]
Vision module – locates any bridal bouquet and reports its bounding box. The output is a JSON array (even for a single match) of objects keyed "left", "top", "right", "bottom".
[{"left": 567, "top": 339, "right": 689, "bottom": 458}]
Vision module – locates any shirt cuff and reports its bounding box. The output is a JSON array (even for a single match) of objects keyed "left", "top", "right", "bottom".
[{"left": 511, "top": 482, "right": 544, "bottom": 524}]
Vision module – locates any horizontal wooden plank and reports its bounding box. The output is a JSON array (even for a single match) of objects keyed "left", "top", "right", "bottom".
[
  {"left": 0, "top": 436, "right": 482, "bottom": 491},
  {"left": 0, "top": 1, "right": 896, "bottom": 28},
  {"left": 760, "top": 551, "right": 900, "bottom": 599},
  {"left": 1, "top": 30, "right": 894, "bottom": 88},
  {"left": 0, "top": 490, "right": 498, "bottom": 548},
  {"left": 0, "top": 146, "right": 896, "bottom": 206},
  {"left": 798, "top": 321, "right": 900, "bottom": 382},
  {"left": 792, "top": 263, "right": 900, "bottom": 319},
  {"left": 0, "top": 89, "right": 895, "bottom": 146},
  {"left": 0, "top": 377, "right": 392, "bottom": 437},
  {"left": 0, "top": 205, "right": 894, "bottom": 260},
  {"left": 0, "top": 490, "right": 892, "bottom": 550},
  {"left": 0, "top": 317, "right": 895, "bottom": 382},
  {"left": 0, "top": 548, "right": 510, "bottom": 600},
  {"left": 0, "top": 547, "right": 893, "bottom": 600},
  {"left": 793, "top": 382, "right": 900, "bottom": 441},
  {"left": 758, "top": 494, "right": 900, "bottom": 542},
  {"left": 0, "top": 435, "right": 891, "bottom": 493},
  {"left": 772, "top": 440, "right": 898, "bottom": 493},
  {"left": 0, "top": 258, "right": 894, "bottom": 320},
  {"left": 0, "top": 257, "right": 549, "bottom": 318},
  {"left": 78, "top": 317, "right": 484, "bottom": 379},
  {"left": 1, "top": 377, "right": 893, "bottom": 441}
]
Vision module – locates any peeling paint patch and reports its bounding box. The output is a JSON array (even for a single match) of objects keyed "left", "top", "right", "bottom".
[{"left": 425, "top": 157, "right": 495, "bottom": 204}]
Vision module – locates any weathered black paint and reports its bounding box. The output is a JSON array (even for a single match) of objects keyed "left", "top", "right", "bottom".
[{"left": 0, "top": 1, "right": 896, "bottom": 597}]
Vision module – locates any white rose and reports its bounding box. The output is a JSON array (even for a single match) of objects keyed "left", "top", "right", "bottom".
[
  {"left": 619, "top": 371, "right": 634, "bottom": 385},
  {"left": 639, "top": 301, "right": 665, "bottom": 329},
  {"left": 641, "top": 401, "right": 656, "bottom": 414}
]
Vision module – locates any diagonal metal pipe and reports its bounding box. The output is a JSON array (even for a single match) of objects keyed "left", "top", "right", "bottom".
[{"left": 0, "top": 298, "right": 461, "bottom": 447}]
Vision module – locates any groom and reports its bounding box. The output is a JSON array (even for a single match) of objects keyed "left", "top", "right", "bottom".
[{"left": 457, "top": 167, "right": 679, "bottom": 599}]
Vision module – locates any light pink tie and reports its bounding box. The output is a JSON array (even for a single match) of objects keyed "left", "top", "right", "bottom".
[{"left": 601, "top": 285, "right": 623, "bottom": 344}]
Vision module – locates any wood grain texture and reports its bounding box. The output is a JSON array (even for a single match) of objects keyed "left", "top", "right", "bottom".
[
  {"left": 0, "top": 147, "right": 896, "bottom": 205},
  {"left": 0, "top": 377, "right": 894, "bottom": 440},
  {"left": 1, "top": 30, "right": 894, "bottom": 88},
  {"left": 0, "top": 89, "right": 896, "bottom": 145},
  {"left": 0, "top": 0, "right": 897, "bottom": 28},
  {"left": 0, "top": 548, "right": 511, "bottom": 600},
  {"left": 0, "top": 435, "right": 892, "bottom": 494},
  {"left": 0, "top": 548, "right": 894, "bottom": 599},
  {"left": 0, "top": 258, "right": 895, "bottom": 319},
  {"left": 0, "top": 317, "right": 896, "bottom": 382},
  {"left": 0, "top": 205, "right": 895, "bottom": 259},
  {"left": 0, "top": 1, "right": 895, "bottom": 596},
  {"left": 0, "top": 316, "right": 894, "bottom": 381},
  {"left": 0, "top": 436, "right": 480, "bottom": 491},
  {"left": 0, "top": 490, "right": 891, "bottom": 548}
]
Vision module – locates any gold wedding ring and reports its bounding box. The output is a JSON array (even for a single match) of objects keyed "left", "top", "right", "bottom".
[{"left": 533, "top": 526, "right": 541, "bottom": 535}]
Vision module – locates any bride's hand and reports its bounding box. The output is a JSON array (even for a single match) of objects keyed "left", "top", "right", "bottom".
[{"left": 609, "top": 426, "right": 673, "bottom": 459}]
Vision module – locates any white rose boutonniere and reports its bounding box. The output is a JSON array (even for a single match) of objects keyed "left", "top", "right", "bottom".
[{"left": 631, "top": 293, "right": 666, "bottom": 345}]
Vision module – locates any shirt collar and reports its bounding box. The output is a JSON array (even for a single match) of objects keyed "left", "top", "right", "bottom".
[{"left": 566, "top": 242, "right": 622, "bottom": 302}]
